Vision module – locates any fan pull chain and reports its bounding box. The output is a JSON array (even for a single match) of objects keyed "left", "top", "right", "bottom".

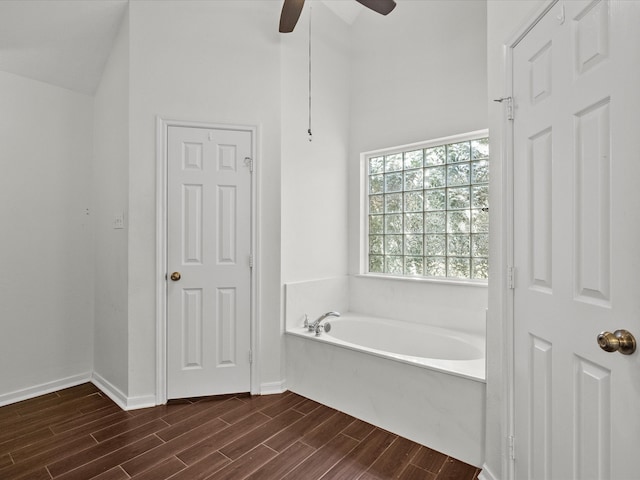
[{"left": 308, "top": 5, "right": 313, "bottom": 142}]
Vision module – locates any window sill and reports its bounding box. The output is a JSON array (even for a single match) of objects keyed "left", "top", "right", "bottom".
[{"left": 355, "top": 273, "right": 488, "bottom": 288}]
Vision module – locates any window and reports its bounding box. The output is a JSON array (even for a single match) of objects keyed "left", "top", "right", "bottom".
[{"left": 365, "top": 131, "right": 489, "bottom": 280}]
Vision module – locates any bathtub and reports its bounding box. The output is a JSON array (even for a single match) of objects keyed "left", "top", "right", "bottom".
[
  {"left": 317, "top": 314, "right": 484, "bottom": 381},
  {"left": 285, "top": 313, "right": 486, "bottom": 466}
]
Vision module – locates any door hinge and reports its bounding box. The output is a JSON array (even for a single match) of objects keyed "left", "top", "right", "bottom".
[
  {"left": 249, "top": 254, "right": 254, "bottom": 268},
  {"left": 244, "top": 157, "right": 253, "bottom": 172},
  {"left": 509, "top": 435, "right": 515, "bottom": 460},
  {"left": 249, "top": 350, "right": 253, "bottom": 364},
  {"left": 507, "top": 266, "right": 515, "bottom": 289},
  {"left": 494, "top": 96, "right": 514, "bottom": 121}
]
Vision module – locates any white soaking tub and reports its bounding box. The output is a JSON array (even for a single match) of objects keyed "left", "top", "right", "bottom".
[{"left": 285, "top": 312, "right": 486, "bottom": 467}]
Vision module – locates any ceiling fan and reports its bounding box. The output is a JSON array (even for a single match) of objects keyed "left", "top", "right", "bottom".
[{"left": 279, "top": 0, "right": 397, "bottom": 33}]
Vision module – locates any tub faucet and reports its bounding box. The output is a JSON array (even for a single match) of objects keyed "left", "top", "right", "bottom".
[{"left": 307, "top": 311, "right": 340, "bottom": 336}]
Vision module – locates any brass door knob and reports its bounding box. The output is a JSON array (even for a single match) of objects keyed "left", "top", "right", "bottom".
[
  {"left": 597, "top": 329, "right": 636, "bottom": 355},
  {"left": 170, "top": 272, "right": 181, "bottom": 281}
]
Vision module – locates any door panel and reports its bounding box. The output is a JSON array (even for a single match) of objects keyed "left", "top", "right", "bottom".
[
  {"left": 513, "top": 1, "right": 640, "bottom": 478},
  {"left": 167, "top": 126, "right": 252, "bottom": 399}
]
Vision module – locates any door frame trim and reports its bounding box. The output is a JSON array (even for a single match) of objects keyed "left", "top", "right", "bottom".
[
  {"left": 155, "top": 117, "right": 260, "bottom": 404},
  {"left": 501, "top": 2, "right": 557, "bottom": 479}
]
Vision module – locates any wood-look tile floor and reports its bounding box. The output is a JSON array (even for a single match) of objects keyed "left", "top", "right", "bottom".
[{"left": 0, "top": 383, "right": 481, "bottom": 480}]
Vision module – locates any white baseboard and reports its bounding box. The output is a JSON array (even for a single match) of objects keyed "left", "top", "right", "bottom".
[
  {"left": 91, "top": 372, "right": 128, "bottom": 410},
  {"left": 0, "top": 371, "right": 282, "bottom": 410},
  {"left": 478, "top": 464, "right": 498, "bottom": 480},
  {"left": 260, "top": 380, "right": 287, "bottom": 395},
  {"left": 91, "top": 372, "right": 156, "bottom": 411},
  {"left": 0, "top": 372, "right": 92, "bottom": 407},
  {"left": 125, "top": 394, "right": 157, "bottom": 410}
]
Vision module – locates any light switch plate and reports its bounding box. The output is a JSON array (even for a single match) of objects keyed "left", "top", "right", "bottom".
[{"left": 113, "top": 212, "right": 125, "bottom": 229}]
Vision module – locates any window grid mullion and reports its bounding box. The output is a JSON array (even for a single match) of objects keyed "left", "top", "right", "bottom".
[{"left": 368, "top": 136, "right": 488, "bottom": 280}]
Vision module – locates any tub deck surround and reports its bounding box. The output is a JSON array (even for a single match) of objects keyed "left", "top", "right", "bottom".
[
  {"left": 289, "top": 313, "right": 486, "bottom": 382},
  {"left": 285, "top": 313, "right": 486, "bottom": 467}
]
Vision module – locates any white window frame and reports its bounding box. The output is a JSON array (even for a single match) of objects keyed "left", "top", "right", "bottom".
[{"left": 360, "top": 129, "right": 489, "bottom": 285}]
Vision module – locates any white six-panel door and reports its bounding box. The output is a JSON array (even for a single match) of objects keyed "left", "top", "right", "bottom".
[
  {"left": 167, "top": 126, "right": 253, "bottom": 399},
  {"left": 513, "top": 1, "right": 640, "bottom": 478}
]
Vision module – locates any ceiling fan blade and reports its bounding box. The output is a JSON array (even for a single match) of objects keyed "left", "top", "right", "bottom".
[
  {"left": 355, "top": 0, "right": 397, "bottom": 16},
  {"left": 279, "top": 0, "right": 305, "bottom": 33}
]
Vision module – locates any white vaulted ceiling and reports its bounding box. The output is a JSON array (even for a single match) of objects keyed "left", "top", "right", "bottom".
[
  {"left": 0, "top": 0, "right": 128, "bottom": 94},
  {"left": 320, "top": 0, "right": 363, "bottom": 25},
  {"left": 0, "top": 0, "right": 367, "bottom": 95}
]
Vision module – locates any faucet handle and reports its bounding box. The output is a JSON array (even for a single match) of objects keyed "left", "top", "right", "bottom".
[{"left": 304, "top": 314, "right": 315, "bottom": 332}]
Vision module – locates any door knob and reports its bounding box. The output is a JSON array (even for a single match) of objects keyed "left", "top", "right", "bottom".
[
  {"left": 170, "top": 272, "right": 181, "bottom": 281},
  {"left": 597, "top": 329, "right": 636, "bottom": 355}
]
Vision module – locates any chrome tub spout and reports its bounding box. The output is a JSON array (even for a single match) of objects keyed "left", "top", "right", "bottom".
[{"left": 305, "top": 311, "right": 340, "bottom": 336}]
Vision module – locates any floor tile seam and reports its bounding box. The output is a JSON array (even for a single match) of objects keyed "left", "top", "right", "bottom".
[
  {"left": 402, "top": 440, "right": 424, "bottom": 467},
  {"left": 193, "top": 399, "right": 256, "bottom": 425},
  {"left": 216, "top": 448, "right": 234, "bottom": 462},
  {"left": 324, "top": 429, "right": 398, "bottom": 479},
  {"left": 173, "top": 413, "right": 272, "bottom": 460},
  {"left": 163, "top": 397, "right": 241, "bottom": 423},
  {"left": 9, "top": 435, "right": 100, "bottom": 472},
  {"left": 13, "top": 401, "right": 62, "bottom": 418},
  {"left": 223, "top": 396, "right": 287, "bottom": 416},
  {"left": 49, "top": 405, "right": 123, "bottom": 433},
  {"left": 0, "top": 416, "right": 69, "bottom": 436},
  {"left": 290, "top": 401, "right": 324, "bottom": 417},
  {"left": 176, "top": 453, "right": 233, "bottom": 480},
  {"left": 164, "top": 400, "right": 247, "bottom": 429},
  {"left": 60, "top": 411, "right": 132, "bottom": 439},
  {"left": 363, "top": 439, "right": 422, "bottom": 480},
  {"left": 338, "top": 431, "right": 359, "bottom": 442},
  {"left": 258, "top": 406, "right": 312, "bottom": 438},
  {"left": 217, "top": 414, "right": 307, "bottom": 459},
  {"left": 344, "top": 422, "right": 398, "bottom": 443},
  {"left": 0, "top": 427, "right": 56, "bottom": 455},
  {"left": 127, "top": 455, "right": 185, "bottom": 480},
  {"left": 433, "top": 455, "right": 453, "bottom": 477},
  {"left": 264, "top": 442, "right": 318, "bottom": 478},
  {"left": 155, "top": 413, "right": 241, "bottom": 444},
  {"left": 357, "top": 434, "right": 403, "bottom": 478},
  {"left": 392, "top": 461, "right": 419, "bottom": 480},
  {"left": 404, "top": 463, "right": 434, "bottom": 479},
  {"left": 115, "top": 465, "right": 132, "bottom": 479},
  {"left": 90, "top": 416, "right": 171, "bottom": 444},
  {"left": 5, "top": 422, "right": 122, "bottom": 467},
  {"left": 174, "top": 417, "right": 279, "bottom": 470},
  {"left": 131, "top": 424, "right": 235, "bottom": 470},
  {"left": 258, "top": 397, "right": 310, "bottom": 418},
  {"left": 259, "top": 441, "right": 281, "bottom": 456},
  {"left": 80, "top": 434, "right": 166, "bottom": 478},
  {"left": 48, "top": 433, "right": 160, "bottom": 477},
  {"left": 299, "top": 411, "right": 357, "bottom": 446},
  {"left": 6, "top": 392, "right": 63, "bottom": 412},
  {"left": 175, "top": 454, "right": 189, "bottom": 468},
  {"left": 296, "top": 437, "right": 320, "bottom": 451},
  {"left": 202, "top": 444, "right": 276, "bottom": 480},
  {"left": 39, "top": 394, "right": 105, "bottom": 416},
  {"left": 314, "top": 433, "right": 365, "bottom": 480},
  {"left": 218, "top": 405, "right": 270, "bottom": 426}
]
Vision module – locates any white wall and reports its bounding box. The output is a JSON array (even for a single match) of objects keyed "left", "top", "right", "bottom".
[
  {"left": 0, "top": 71, "right": 94, "bottom": 402},
  {"left": 347, "top": 1, "right": 489, "bottom": 328},
  {"left": 127, "top": 0, "right": 283, "bottom": 398},
  {"left": 92, "top": 10, "right": 130, "bottom": 398},
  {"left": 281, "top": 2, "right": 351, "bottom": 283},
  {"left": 484, "top": 2, "right": 545, "bottom": 479}
]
